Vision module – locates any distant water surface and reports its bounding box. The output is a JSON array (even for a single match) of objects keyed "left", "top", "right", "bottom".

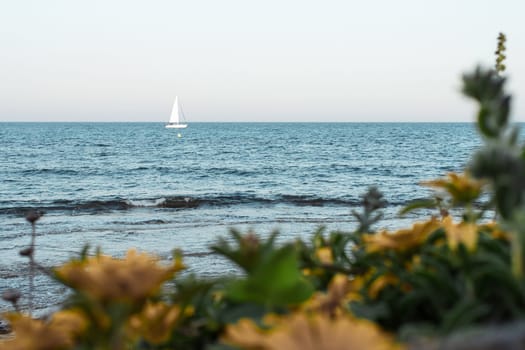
[{"left": 0, "top": 122, "right": 482, "bottom": 312}]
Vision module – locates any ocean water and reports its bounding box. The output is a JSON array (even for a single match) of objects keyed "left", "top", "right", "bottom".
[{"left": 0, "top": 122, "right": 481, "bottom": 312}]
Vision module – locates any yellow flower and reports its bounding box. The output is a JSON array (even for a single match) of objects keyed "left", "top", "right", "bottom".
[
  {"left": 442, "top": 216, "right": 478, "bottom": 251},
  {"left": 368, "top": 274, "right": 399, "bottom": 299},
  {"left": 222, "top": 318, "right": 271, "bottom": 349},
  {"left": 223, "top": 312, "right": 404, "bottom": 350},
  {"left": 315, "top": 247, "right": 333, "bottom": 265},
  {"left": 480, "top": 221, "right": 511, "bottom": 241},
  {"left": 127, "top": 301, "right": 192, "bottom": 344},
  {"left": 303, "top": 274, "right": 362, "bottom": 316},
  {"left": 363, "top": 218, "right": 441, "bottom": 253},
  {"left": 55, "top": 249, "right": 184, "bottom": 303},
  {"left": 422, "top": 172, "right": 483, "bottom": 204},
  {"left": 1, "top": 310, "right": 86, "bottom": 350},
  {"left": 48, "top": 309, "right": 88, "bottom": 339},
  {"left": 302, "top": 267, "right": 326, "bottom": 277},
  {"left": 405, "top": 254, "right": 422, "bottom": 271},
  {"left": 302, "top": 268, "right": 312, "bottom": 276}
]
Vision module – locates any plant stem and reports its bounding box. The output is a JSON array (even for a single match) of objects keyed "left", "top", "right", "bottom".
[
  {"left": 28, "top": 222, "right": 36, "bottom": 316},
  {"left": 511, "top": 230, "right": 523, "bottom": 278}
]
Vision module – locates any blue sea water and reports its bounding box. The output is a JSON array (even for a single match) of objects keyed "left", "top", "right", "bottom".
[{"left": 0, "top": 122, "right": 481, "bottom": 312}]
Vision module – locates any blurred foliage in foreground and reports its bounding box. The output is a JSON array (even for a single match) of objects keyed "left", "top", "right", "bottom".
[{"left": 3, "top": 33, "right": 525, "bottom": 349}]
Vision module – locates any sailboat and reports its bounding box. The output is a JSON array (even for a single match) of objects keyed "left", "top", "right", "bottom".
[{"left": 165, "top": 96, "right": 188, "bottom": 129}]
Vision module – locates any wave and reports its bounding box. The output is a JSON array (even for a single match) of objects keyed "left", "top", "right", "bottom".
[
  {"left": 0, "top": 199, "right": 131, "bottom": 215},
  {"left": 0, "top": 194, "right": 418, "bottom": 216},
  {"left": 200, "top": 167, "right": 260, "bottom": 176},
  {"left": 18, "top": 168, "right": 82, "bottom": 176},
  {"left": 110, "top": 219, "right": 169, "bottom": 225}
]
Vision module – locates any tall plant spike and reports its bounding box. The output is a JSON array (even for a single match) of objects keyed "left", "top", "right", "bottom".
[{"left": 495, "top": 32, "right": 507, "bottom": 74}]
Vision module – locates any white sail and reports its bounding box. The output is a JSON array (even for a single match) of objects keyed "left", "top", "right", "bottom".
[
  {"left": 166, "top": 96, "right": 188, "bottom": 129},
  {"left": 169, "top": 96, "right": 181, "bottom": 124}
]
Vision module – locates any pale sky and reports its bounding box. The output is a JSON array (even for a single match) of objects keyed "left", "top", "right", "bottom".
[{"left": 1, "top": 0, "right": 524, "bottom": 122}]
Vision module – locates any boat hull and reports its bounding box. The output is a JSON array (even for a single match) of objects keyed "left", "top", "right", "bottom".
[{"left": 165, "top": 124, "right": 188, "bottom": 129}]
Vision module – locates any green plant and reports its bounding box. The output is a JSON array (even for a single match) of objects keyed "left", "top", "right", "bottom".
[{"left": 3, "top": 32, "right": 524, "bottom": 350}]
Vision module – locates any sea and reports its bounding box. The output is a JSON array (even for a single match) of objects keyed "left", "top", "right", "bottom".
[{"left": 0, "top": 122, "right": 483, "bottom": 313}]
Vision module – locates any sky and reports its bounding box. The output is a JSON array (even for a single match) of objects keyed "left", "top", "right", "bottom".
[{"left": 1, "top": 0, "right": 524, "bottom": 122}]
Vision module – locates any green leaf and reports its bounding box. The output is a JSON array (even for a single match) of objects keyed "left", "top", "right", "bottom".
[
  {"left": 508, "top": 125, "right": 519, "bottom": 146},
  {"left": 226, "top": 245, "right": 313, "bottom": 306},
  {"left": 399, "top": 199, "right": 437, "bottom": 216},
  {"left": 478, "top": 105, "right": 498, "bottom": 138},
  {"left": 496, "top": 95, "right": 511, "bottom": 130},
  {"left": 218, "top": 303, "right": 268, "bottom": 324},
  {"left": 350, "top": 300, "right": 390, "bottom": 321},
  {"left": 441, "top": 300, "right": 490, "bottom": 333}
]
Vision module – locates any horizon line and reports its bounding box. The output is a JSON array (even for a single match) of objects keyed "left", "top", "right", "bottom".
[{"left": 0, "top": 120, "right": 485, "bottom": 124}]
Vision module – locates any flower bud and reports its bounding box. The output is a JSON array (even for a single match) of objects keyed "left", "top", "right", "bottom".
[
  {"left": 19, "top": 247, "right": 34, "bottom": 257},
  {"left": 26, "top": 210, "right": 43, "bottom": 224},
  {"left": 2, "top": 288, "right": 21, "bottom": 304}
]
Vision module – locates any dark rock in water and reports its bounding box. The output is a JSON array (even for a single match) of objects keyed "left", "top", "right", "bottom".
[
  {"left": 0, "top": 319, "right": 11, "bottom": 334},
  {"left": 161, "top": 197, "right": 200, "bottom": 208},
  {"left": 409, "top": 322, "right": 525, "bottom": 350}
]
